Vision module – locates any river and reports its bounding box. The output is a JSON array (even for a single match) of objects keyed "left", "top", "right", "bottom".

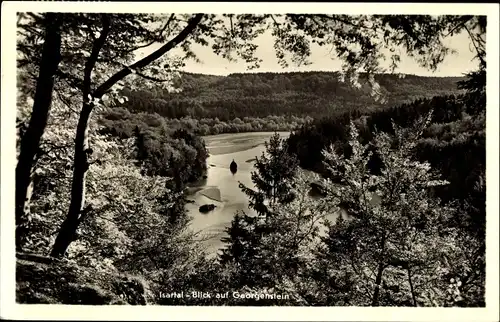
[
  {"left": 185, "top": 131, "right": 291, "bottom": 257},
  {"left": 184, "top": 131, "right": 379, "bottom": 258}
]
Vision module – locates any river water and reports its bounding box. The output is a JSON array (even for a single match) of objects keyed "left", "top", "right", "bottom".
[
  {"left": 185, "top": 131, "right": 378, "bottom": 257},
  {"left": 185, "top": 132, "right": 291, "bottom": 256}
]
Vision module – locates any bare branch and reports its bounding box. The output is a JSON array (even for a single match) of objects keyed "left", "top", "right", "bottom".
[
  {"left": 270, "top": 14, "right": 280, "bottom": 28},
  {"left": 443, "top": 18, "right": 471, "bottom": 37},
  {"left": 464, "top": 25, "right": 486, "bottom": 66}
]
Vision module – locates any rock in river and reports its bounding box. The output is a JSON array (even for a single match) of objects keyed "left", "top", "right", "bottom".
[
  {"left": 199, "top": 204, "right": 216, "bottom": 213},
  {"left": 230, "top": 159, "right": 238, "bottom": 174}
]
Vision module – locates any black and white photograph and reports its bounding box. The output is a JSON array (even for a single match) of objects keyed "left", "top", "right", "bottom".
[{"left": 1, "top": 1, "right": 499, "bottom": 321}]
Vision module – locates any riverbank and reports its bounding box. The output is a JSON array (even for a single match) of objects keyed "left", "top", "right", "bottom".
[{"left": 201, "top": 131, "right": 291, "bottom": 155}]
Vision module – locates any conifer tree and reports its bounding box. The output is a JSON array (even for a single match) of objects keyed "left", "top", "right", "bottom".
[
  {"left": 220, "top": 133, "right": 327, "bottom": 290},
  {"left": 240, "top": 133, "right": 299, "bottom": 217}
]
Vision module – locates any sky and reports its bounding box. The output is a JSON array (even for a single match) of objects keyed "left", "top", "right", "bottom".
[{"left": 138, "top": 23, "right": 479, "bottom": 77}]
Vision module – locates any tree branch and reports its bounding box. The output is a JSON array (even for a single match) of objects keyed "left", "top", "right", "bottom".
[
  {"left": 464, "top": 25, "right": 486, "bottom": 66},
  {"left": 124, "top": 13, "right": 176, "bottom": 54},
  {"left": 317, "top": 14, "right": 366, "bottom": 30},
  {"left": 84, "top": 14, "right": 111, "bottom": 100},
  {"left": 25, "top": 12, "right": 44, "bottom": 23},
  {"left": 229, "top": 14, "right": 235, "bottom": 37},
  {"left": 114, "top": 61, "right": 173, "bottom": 83},
  {"left": 55, "top": 90, "right": 79, "bottom": 114},
  {"left": 443, "top": 17, "right": 471, "bottom": 37},
  {"left": 56, "top": 70, "right": 84, "bottom": 91},
  {"left": 93, "top": 14, "right": 204, "bottom": 99}
]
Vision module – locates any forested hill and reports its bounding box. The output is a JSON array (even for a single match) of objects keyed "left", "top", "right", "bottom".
[{"left": 120, "top": 71, "right": 465, "bottom": 121}]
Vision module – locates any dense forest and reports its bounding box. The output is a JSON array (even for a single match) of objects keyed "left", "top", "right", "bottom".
[
  {"left": 112, "top": 71, "right": 464, "bottom": 132},
  {"left": 12, "top": 12, "right": 490, "bottom": 311},
  {"left": 287, "top": 92, "right": 486, "bottom": 235},
  {"left": 100, "top": 71, "right": 463, "bottom": 136},
  {"left": 99, "top": 107, "right": 314, "bottom": 136}
]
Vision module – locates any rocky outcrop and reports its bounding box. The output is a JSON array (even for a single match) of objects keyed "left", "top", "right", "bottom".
[
  {"left": 16, "top": 253, "right": 152, "bottom": 305},
  {"left": 199, "top": 204, "right": 216, "bottom": 213}
]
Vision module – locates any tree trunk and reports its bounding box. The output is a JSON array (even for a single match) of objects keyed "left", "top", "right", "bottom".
[
  {"left": 371, "top": 262, "right": 385, "bottom": 306},
  {"left": 372, "top": 233, "right": 387, "bottom": 306},
  {"left": 49, "top": 13, "right": 203, "bottom": 258},
  {"left": 16, "top": 13, "right": 62, "bottom": 251},
  {"left": 50, "top": 14, "right": 111, "bottom": 258},
  {"left": 50, "top": 104, "right": 93, "bottom": 258},
  {"left": 407, "top": 267, "right": 417, "bottom": 306}
]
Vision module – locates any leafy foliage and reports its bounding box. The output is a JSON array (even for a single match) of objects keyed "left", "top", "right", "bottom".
[
  {"left": 309, "top": 118, "right": 484, "bottom": 306},
  {"left": 15, "top": 12, "right": 486, "bottom": 307}
]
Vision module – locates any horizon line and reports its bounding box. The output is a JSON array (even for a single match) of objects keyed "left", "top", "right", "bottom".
[{"left": 178, "top": 69, "right": 469, "bottom": 78}]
